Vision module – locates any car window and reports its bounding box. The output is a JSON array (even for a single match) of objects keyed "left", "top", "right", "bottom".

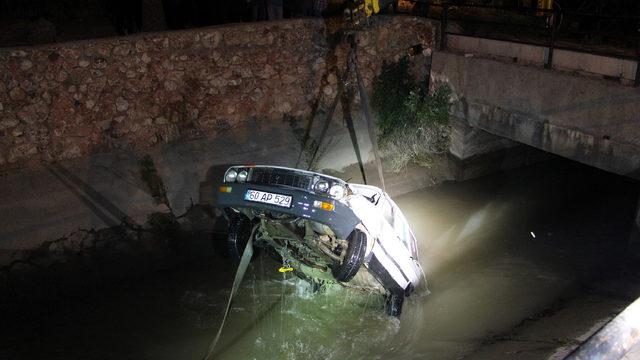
[{"left": 383, "top": 195, "right": 418, "bottom": 258}]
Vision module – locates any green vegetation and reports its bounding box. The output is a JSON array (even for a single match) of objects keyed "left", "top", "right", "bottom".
[{"left": 372, "top": 57, "right": 452, "bottom": 173}]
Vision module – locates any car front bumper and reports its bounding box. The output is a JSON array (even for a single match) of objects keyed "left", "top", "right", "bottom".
[{"left": 216, "top": 183, "right": 361, "bottom": 240}]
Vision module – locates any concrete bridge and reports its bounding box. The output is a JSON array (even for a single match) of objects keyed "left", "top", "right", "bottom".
[{"left": 432, "top": 50, "right": 640, "bottom": 181}]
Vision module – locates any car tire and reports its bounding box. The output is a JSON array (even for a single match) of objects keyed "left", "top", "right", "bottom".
[
  {"left": 385, "top": 291, "right": 405, "bottom": 317},
  {"left": 332, "top": 229, "right": 367, "bottom": 282},
  {"left": 227, "top": 215, "right": 253, "bottom": 261}
]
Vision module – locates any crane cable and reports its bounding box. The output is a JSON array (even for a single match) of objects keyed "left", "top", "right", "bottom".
[
  {"left": 351, "top": 36, "right": 386, "bottom": 192},
  {"left": 305, "top": 33, "right": 386, "bottom": 192}
]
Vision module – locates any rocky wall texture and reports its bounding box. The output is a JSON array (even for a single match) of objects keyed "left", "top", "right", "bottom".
[{"left": 0, "top": 16, "right": 436, "bottom": 171}]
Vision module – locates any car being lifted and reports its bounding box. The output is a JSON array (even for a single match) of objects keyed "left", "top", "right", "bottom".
[{"left": 217, "top": 165, "right": 425, "bottom": 317}]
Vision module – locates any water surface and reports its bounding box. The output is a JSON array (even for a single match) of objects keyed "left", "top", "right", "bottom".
[{"left": 2, "top": 159, "right": 638, "bottom": 359}]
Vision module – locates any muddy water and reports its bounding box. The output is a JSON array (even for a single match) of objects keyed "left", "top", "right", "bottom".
[{"left": 2, "top": 159, "right": 638, "bottom": 360}]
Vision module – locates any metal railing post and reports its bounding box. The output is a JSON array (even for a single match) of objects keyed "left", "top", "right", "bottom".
[
  {"left": 440, "top": 3, "right": 448, "bottom": 51},
  {"left": 545, "top": 9, "right": 556, "bottom": 69}
]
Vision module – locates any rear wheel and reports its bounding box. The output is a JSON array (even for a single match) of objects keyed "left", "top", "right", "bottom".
[
  {"left": 332, "top": 229, "right": 367, "bottom": 282},
  {"left": 227, "top": 215, "right": 253, "bottom": 261}
]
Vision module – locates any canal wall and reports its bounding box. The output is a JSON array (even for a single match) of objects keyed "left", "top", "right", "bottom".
[
  {"left": 0, "top": 16, "right": 435, "bottom": 172},
  {"left": 0, "top": 16, "right": 441, "bottom": 279}
]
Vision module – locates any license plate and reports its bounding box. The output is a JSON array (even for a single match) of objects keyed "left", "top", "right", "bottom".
[{"left": 244, "top": 189, "right": 292, "bottom": 208}]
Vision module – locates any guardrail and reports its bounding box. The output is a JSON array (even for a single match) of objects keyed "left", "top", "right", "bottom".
[{"left": 402, "top": 1, "right": 640, "bottom": 87}]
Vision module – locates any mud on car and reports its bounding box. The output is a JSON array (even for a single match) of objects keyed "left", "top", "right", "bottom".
[{"left": 217, "top": 165, "right": 425, "bottom": 316}]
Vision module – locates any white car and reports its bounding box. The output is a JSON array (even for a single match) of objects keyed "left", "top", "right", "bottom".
[{"left": 217, "top": 165, "right": 425, "bottom": 316}]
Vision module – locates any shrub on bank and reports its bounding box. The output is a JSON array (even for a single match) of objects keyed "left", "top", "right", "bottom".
[{"left": 372, "top": 57, "right": 452, "bottom": 173}]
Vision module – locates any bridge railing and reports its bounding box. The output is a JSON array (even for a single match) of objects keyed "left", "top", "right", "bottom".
[{"left": 401, "top": 1, "right": 640, "bottom": 87}]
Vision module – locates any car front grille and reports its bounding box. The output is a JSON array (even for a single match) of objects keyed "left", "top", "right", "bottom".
[{"left": 249, "top": 168, "right": 312, "bottom": 190}]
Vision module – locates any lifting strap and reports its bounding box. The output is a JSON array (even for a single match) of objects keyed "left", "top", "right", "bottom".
[
  {"left": 306, "top": 64, "right": 351, "bottom": 172},
  {"left": 303, "top": 35, "right": 386, "bottom": 191},
  {"left": 352, "top": 38, "right": 386, "bottom": 192},
  {"left": 203, "top": 232, "right": 255, "bottom": 360}
]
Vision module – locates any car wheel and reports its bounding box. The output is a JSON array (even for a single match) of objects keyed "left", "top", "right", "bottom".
[
  {"left": 332, "top": 229, "right": 367, "bottom": 282},
  {"left": 227, "top": 215, "right": 253, "bottom": 261},
  {"left": 385, "top": 291, "right": 404, "bottom": 317}
]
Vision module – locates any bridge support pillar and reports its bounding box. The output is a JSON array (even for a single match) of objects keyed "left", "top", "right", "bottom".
[{"left": 449, "top": 115, "right": 549, "bottom": 181}]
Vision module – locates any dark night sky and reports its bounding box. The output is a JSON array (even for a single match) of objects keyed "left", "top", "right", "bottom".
[{"left": 0, "top": 0, "right": 637, "bottom": 48}]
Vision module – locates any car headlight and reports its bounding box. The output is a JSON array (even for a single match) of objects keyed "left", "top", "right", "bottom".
[
  {"left": 329, "top": 184, "right": 345, "bottom": 199},
  {"left": 237, "top": 170, "right": 248, "bottom": 183},
  {"left": 315, "top": 180, "right": 329, "bottom": 193},
  {"left": 225, "top": 169, "right": 238, "bottom": 182}
]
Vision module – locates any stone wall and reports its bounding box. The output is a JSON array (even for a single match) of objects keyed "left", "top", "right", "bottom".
[{"left": 0, "top": 16, "right": 436, "bottom": 171}]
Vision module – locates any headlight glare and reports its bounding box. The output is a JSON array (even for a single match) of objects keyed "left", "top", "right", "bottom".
[
  {"left": 225, "top": 169, "right": 238, "bottom": 182},
  {"left": 237, "top": 170, "right": 248, "bottom": 183},
  {"left": 329, "top": 184, "right": 345, "bottom": 199},
  {"left": 315, "top": 180, "right": 329, "bottom": 193}
]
